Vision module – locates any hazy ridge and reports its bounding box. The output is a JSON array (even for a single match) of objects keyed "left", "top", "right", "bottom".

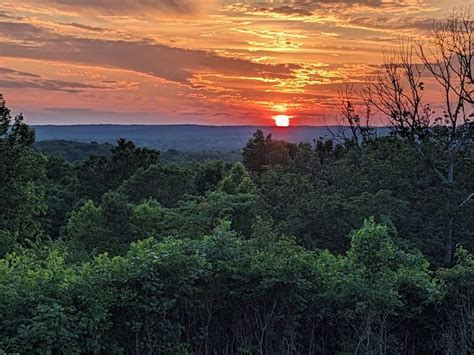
[{"left": 33, "top": 125, "right": 390, "bottom": 151}]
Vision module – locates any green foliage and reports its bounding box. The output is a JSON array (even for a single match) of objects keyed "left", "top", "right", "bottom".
[
  {"left": 157, "top": 189, "right": 256, "bottom": 240},
  {"left": 243, "top": 129, "right": 298, "bottom": 175},
  {"left": 193, "top": 160, "right": 226, "bottom": 195},
  {"left": 160, "top": 148, "right": 241, "bottom": 164},
  {"left": 75, "top": 138, "right": 160, "bottom": 201},
  {"left": 3, "top": 220, "right": 467, "bottom": 354},
  {"left": 0, "top": 96, "right": 47, "bottom": 256},
  {"left": 119, "top": 163, "right": 193, "bottom": 207},
  {"left": 64, "top": 194, "right": 166, "bottom": 257},
  {"left": 64, "top": 199, "right": 105, "bottom": 255},
  {"left": 219, "top": 162, "right": 255, "bottom": 195},
  {"left": 41, "top": 156, "right": 79, "bottom": 238},
  {"left": 434, "top": 246, "right": 474, "bottom": 353},
  {"left": 330, "top": 219, "right": 436, "bottom": 353}
]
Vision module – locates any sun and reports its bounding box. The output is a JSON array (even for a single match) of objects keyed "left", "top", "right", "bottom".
[{"left": 273, "top": 115, "right": 290, "bottom": 127}]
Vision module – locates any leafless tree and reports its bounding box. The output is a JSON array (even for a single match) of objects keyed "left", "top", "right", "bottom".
[
  {"left": 330, "top": 84, "right": 376, "bottom": 158},
  {"left": 365, "top": 7, "right": 473, "bottom": 265},
  {"left": 340, "top": 84, "right": 376, "bottom": 153}
]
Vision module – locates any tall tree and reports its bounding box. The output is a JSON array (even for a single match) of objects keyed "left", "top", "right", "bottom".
[
  {"left": 0, "top": 94, "right": 46, "bottom": 255},
  {"left": 365, "top": 9, "right": 474, "bottom": 264},
  {"left": 242, "top": 130, "right": 270, "bottom": 175},
  {"left": 75, "top": 138, "right": 160, "bottom": 201}
]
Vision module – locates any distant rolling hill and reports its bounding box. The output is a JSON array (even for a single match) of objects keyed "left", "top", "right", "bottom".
[{"left": 33, "top": 125, "right": 390, "bottom": 151}]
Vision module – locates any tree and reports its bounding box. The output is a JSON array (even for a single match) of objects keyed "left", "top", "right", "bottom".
[
  {"left": 243, "top": 130, "right": 297, "bottom": 175},
  {"left": 0, "top": 94, "right": 46, "bottom": 255},
  {"left": 193, "top": 160, "right": 225, "bottom": 195},
  {"left": 365, "top": 9, "right": 474, "bottom": 264},
  {"left": 64, "top": 200, "right": 106, "bottom": 256},
  {"left": 219, "top": 162, "right": 255, "bottom": 195},
  {"left": 334, "top": 84, "right": 376, "bottom": 159},
  {"left": 435, "top": 246, "right": 473, "bottom": 353},
  {"left": 105, "top": 138, "right": 160, "bottom": 189},
  {"left": 64, "top": 193, "right": 166, "bottom": 258},
  {"left": 243, "top": 130, "right": 269, "bottom": 175},
  {"left": 75, "top": 139, "right": 160, "bottom": 201},
  {"left": 119, "top": 164, "right": 193, "bottom": 207},
  {"left": 335, "top": 219, "right": 434, "bottom": 353},
  {"left": 41, "top": 156, "right": 79, "bottom": 239}
]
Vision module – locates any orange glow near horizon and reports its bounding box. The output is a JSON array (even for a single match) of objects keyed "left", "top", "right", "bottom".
[{"left": 274, "top": 115, "right": 290, "bottom": 127}]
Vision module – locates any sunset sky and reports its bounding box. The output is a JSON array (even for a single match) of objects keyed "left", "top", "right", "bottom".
[{"left": 0, "top": 0, "right": 469, "bottom": 125}]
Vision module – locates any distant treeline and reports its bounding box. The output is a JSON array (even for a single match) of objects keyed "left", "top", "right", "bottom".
[
  {"left": 34, "top": 139, "right": 242, "bottom": 163},
  {"left": 34, "top": 140, "right": 113, "bottom": 162}
]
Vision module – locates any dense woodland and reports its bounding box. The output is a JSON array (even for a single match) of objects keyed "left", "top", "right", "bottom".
[
  {"left": 1, "top": 100, "right": 473, "bottom": 353},
  {"left": 1, "top": 9, "right": 474, "bottom": 355}
]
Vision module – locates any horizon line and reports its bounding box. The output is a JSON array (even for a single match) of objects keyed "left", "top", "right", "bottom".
[{"left": 31, "top": 123, "right": 389, "bottom": 128}]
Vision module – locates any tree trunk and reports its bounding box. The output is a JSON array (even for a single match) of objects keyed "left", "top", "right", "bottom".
[
  {"left": 443, "top": 157, "right": 455, "bottom": 266},
  {"left": 443, "top": 214, "right": 454, "bottom": 266}
]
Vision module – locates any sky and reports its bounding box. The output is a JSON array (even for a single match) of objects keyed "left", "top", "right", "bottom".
[{"left": 0, "top": 0, "right": 470, "bottom": 125}]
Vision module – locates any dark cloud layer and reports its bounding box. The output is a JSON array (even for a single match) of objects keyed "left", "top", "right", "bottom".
[
  {"left": 0, "top": 67, "right": 121, "bottom": 93},
  {"left": 0, "top": 79, "right": 99, "bottom": 93},
  {"left": 24, "top": 0, "right": 207, "bottom": 15},
  {"left": 253, "top": 0, "right": 407, "bottom": 17},
  {"left": 60, "top": 22, "right": 107, "bottom": 33},
  {"left": 0, "top": 67, "right": 41, "bottom": 79},
  {"left": 0, "top": 20, "right": 299, "bottom": 84}
]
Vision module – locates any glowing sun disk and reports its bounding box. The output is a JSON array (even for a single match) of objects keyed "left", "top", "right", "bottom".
[{"left": 274, "top": 115, "right": 290, "bottom": 127}]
